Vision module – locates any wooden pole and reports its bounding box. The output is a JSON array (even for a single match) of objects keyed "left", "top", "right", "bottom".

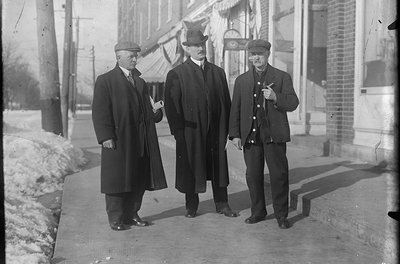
[
  {"left": 61, "top": 0, "right": 73, "bottom": 138},
  {"left": 35, "top": 0, "right": 63, "bottom": 135},
  {"left": 91, "top": 45, "right": 96, "bottom": 89}
]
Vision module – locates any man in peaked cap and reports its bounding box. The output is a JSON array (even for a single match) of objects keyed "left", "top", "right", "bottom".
[
  {"left": 229, "top": 39, "right": 299, "bottom": 229},
  {"left": 92, "top": 41, "right": 167, "bottom": 231},
  {"left": 164, "top": 29, "right": 238, "bottom": 218}
]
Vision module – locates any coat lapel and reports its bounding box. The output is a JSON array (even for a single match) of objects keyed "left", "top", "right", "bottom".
[
  {"left": 264, "top": 64, "right": 276, "bottom": 91},
  {"left": 186, "top": 58, "right": 204, "bottom": 86},
  {"left": 131, "top": 68, "right": 143, "bottom": 95},
  {"left": 247, "top": 69, "right": 255, "bottom": 109}
]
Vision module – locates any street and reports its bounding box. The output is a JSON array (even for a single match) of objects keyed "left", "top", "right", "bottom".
[{"left": 52, "top": 113, "right": 382, "bottom": 264}]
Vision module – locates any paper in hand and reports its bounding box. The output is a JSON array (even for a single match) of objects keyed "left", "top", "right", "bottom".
[{"left": 150, "top": 96, "right": 164, "bottom": 111}]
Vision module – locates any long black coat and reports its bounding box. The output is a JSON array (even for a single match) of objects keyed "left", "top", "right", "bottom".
[
  {"left": 165, "top": 58, "right": 231, "bottom": 193},
  {"left": 229, "top": 64, "right": 299, "bottom": 143},
  {"left": 92, "top": 65, "right": 167, "bottom": 194}
]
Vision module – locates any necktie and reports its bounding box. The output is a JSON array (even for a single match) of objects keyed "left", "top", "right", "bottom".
[{"left": 127, "top": 72, "right": 135, "bottom": 86}]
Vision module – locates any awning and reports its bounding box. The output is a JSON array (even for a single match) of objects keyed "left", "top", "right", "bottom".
[
  {"left": 136, "top": 47, "right": 171, "bottom": 83},
  {"left": 214, "top": 0, "right": 242, "bottom": 13}
]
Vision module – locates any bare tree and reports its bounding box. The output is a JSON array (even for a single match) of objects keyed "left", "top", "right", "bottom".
[
  {"left": 36, "top": 0, "right": 63, "bottom": 135},
  {"left": 2, "top": 41, "right": 41, "bottom": 110}
]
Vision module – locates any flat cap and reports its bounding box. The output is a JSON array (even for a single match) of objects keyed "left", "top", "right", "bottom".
[
  {"left": 247, "top": 39, "right": 271, "bottom": 52},
  {"left": 114, "top": 41, "right": 141, "bottom": 52}
]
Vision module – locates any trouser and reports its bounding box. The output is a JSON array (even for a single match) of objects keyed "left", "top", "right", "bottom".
[
  {"left": 105, "top": 190, "right": 145, "bottom": 224},
  {"left": 185, "top": 128, "right": 229, "bottom": 211},
  {"left": 105, "top": 155, "right": 150, "bottom": 224},
  {"left": 243, "top": 141, "right": 289, "bottom": 219},
  {"left": 185, "top": 182, "right": 229, "bottom": 212}
]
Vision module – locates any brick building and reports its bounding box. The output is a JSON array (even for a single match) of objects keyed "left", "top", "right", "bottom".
[{"left": 117, "top": 0, "right": 397, "bottom": 166}]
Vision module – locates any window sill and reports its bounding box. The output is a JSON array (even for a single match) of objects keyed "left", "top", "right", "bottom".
[{"left": 360, "top": 86, "right": 394, "bottom": 95}]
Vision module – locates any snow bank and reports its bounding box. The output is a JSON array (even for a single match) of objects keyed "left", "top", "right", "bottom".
[{"left": 3, "top": 113, "right": 87, "bottom": 264}]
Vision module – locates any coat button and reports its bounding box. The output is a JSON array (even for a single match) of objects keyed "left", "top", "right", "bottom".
[
  {"left": 254, "top": 93, "right": 257, "bottom": 97},
  {"left": 253, "top": 116, "right": 256, "bottom": 120},
  {"left": 257, "top": 104, "right": 260, "bottom": 108},
  {"left": 257, "top": 82, "right": 261, "bottom": 85},
  {"left": 251, "top": 140, "right": 255, "bottom": 143},
  {"left": 253, "top": 128, "right": 256, "bottom": 132}
]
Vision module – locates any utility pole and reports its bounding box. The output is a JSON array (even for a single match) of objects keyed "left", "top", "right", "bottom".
[
  {"left": 70, "top": 41, "right": 77, "bottom": 116},
  {"left": 71, "top": 17, "right": 79, "bottom": 117},
  {"left": 35, "top": 0, "right": 63, "bottom": 135},
  {"left": 70, "top": 16, "right": 93, "bottom": 115},
  {"left": 91, "top": 45, "right": 96, "bottom": 89},
  {"left": 61, "top": 0, "right": 73, "bottom": 138}
]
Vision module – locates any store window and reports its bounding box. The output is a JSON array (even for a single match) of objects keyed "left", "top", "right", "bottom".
[
  {"left": 362, "top": 0, "right": 397, "bottom": 88},
  {"left": 272, "top": 0, "right": 295, "bottom": 78}
]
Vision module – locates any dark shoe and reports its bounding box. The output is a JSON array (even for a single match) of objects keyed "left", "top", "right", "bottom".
[
  {"left": 185, "top": 209, "right": 197, "bottom": 218},
  {"left": 129, "top": 216, "right": 149, "bottom": 227},
  {"left": 245, "top": 215, "right": 266, "bottom": 224},
  {"left": 216, "top": 207, "right": 238, "bottom": 217},
  {"left": 110, "top": 222, "right": 128, "bottom": 231},
  {"left": 277, "top": 217, "right": 291, "bottom": 229}
]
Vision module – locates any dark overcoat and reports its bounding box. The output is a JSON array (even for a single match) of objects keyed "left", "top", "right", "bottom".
[
  {"left": 92, "top": 65, "right": 167, "bottom": 194},
  {"left": 229, "top": 64, "right": 299, "bottom": 143},
  {"left": 164, "top": 58, "right": 231, "bottom": 193}
]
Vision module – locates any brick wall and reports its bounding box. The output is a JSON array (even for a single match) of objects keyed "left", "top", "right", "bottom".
[{"left": 326, "top": 0, "right": 355, "bottom": 145}]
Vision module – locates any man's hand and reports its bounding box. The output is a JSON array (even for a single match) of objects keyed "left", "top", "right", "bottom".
[
  {"left": 102, "top": 139, "right": 115, "bottom": 149},
  {"left": 262, "top": 83, "right": 276, "bottom": 102},
  {"left": 232, "top": 138, "right": 242, "bottom": 150}
]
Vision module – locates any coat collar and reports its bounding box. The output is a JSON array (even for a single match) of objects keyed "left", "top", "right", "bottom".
[
  {"left": 247, "top": 64, "right": 275, "bottom": 88},
  {"left": 114, "top": 63, "right": 142, "bottom": 76},
  {"left": 185, "top": 57, "right": 209, "bottom": 71},
  {"left": 113, "top": 63, "right": 143, "bottom": 94},
  {"left": 184, "top": 57, "right": 207, "bottom": 83},
  {"left": 246, "top": 64, "right": 276, "bottom": 106}
]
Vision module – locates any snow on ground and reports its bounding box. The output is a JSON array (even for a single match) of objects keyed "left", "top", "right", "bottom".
[{"left": 3, "top": 110, "right": 87, "bottom": 264}]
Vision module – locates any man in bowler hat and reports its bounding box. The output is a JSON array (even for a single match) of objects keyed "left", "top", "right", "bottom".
[
  {"left": 92, "top": 41, "right": 167, "bottom": 231},
  {"left": 229, "top": 39, "right": 299, "bottom": 229},
  {"left": 164, "top": 29, "right": 237, "bottom": 218}
]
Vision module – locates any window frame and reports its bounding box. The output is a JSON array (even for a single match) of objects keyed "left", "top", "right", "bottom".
[{"left": 354, "top": 0, "right": 396, "bottom": 95}]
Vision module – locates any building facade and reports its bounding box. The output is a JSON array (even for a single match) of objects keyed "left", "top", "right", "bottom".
[{"left": 118, "top": 0, "right": 397, "bottom": 166}]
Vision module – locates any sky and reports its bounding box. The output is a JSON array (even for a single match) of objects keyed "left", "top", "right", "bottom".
[{"left": 2, "top": 0, "right": 118, "bottom": 97}]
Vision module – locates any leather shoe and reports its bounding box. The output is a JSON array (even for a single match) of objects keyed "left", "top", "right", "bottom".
[
  {"left": 277, "top": 217, "right": 291, "bottom": 229},
  {"left": 245, "top": 215, "right": 266, "bottom": 224},
  {"left": 185, "top": 210, "right": 197, "bottom": 218},
  {"left": 216, "top": 207, "right": 238, "bottom": 217},
  {"left": 126, "top": 216, "right": 149, "bottom": 227},
  {"left": 110, "top": 222, "right": 128, "bottom": 231}
]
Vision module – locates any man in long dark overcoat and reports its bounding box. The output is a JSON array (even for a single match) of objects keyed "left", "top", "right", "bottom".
[
  {"left": 229, "top": 39, "right": 299, "bottom": 229},
  {"left": 92, "top": 41, "right": 167, "bottom": 231},
  {"left": 164, "top": 29, "right": 237, "bottom": 218}
]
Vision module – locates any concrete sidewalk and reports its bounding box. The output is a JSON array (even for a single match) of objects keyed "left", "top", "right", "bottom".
[{"left": 52, "top": 113, "right": 397, "bottom": 264}]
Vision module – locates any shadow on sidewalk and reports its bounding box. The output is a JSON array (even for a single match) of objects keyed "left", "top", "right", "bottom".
[
  {"left": 80, "top": 148, "right": 101, "bottom": 170},
  {"left": 145, "top": 183, "right": 282, "bottom": 222},
  {"left": 146, "top": 189, "right": 255, "bottom": 221},
  {"left": 289, "top": 161, "right": 386, "bottom": 218}
]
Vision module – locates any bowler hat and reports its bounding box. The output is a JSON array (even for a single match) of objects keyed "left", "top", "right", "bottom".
[
  {"left": 114, "top": 41, "right": 141, "bottom": 52},
  {"left": 247, "top": 39, "right": 271, "bottom": 52},
  {"left": 182, "top": 29, "right": 208, "bottom": 46}
]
